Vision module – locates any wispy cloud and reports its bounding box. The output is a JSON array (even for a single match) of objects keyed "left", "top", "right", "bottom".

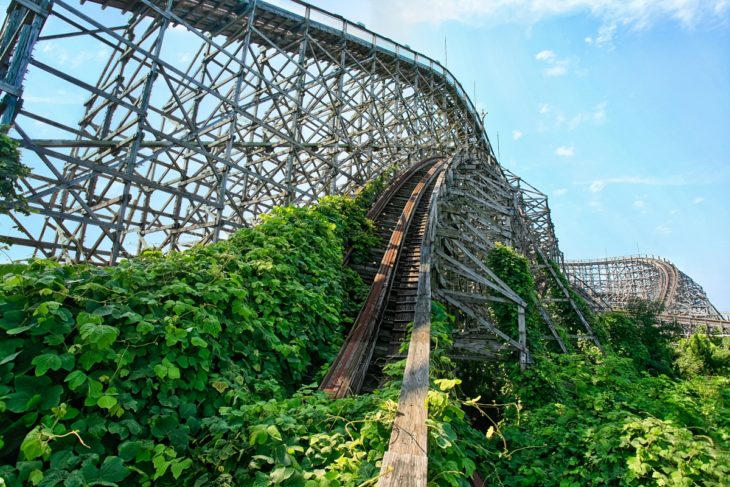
[
  {"left": 585, "top": 22, "right": 618, "bottom": 49},
  {"left": 512, "top": 130, "right": 524, "bottom": 140},
  {"left": 568, "top": 102, "right": 607, "bottom": 128},
  {"left": 656, "top": 224, "right": 672, "bottom": 235},
  {"left": 588, "top": 200, "right": 604, "bottom": 212},
  {"left": 377, "top": 0, "right": 730, "bottom": 29},
  {"left": 535, "top": 49, "right": 571, "bottom": 77},
  {"left": 539, "top": 102, "right": 608, "bottom": 130},
  {"left": 554, "top": 188, "right": 567, "bottom": 196},
  {"left": 555, "top": 145, "right": 575, "bottom": 157},
  {"left": 693, "top": 196, "right": 705, "bottom": 204},
  {"left": 39, "top": 41, "right": 108, "bottom": 68},
  {"left": 588, "top": 175, "right": 687, "bottom": 193},
  {"left": 632, "top": 199, "right": 646, "bottom": 209},
  {"left": 535, "top": 50, "right": 555, "bottom": 62}
]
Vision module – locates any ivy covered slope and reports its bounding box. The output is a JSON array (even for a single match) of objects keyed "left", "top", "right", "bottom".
[
  {"left": 0, "top": 192, "right": 383, "bottom": 486},
  {"left": 460, "top": 244, "right": 730, "bottom": 486}
]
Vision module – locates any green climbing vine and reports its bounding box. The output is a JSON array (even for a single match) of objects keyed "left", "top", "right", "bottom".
[
  {"left": 0, "top": 125, "right": 30, "bottom": 216},
  {"left": 0, "top": 195, "right": 376, "bottom": 486}
]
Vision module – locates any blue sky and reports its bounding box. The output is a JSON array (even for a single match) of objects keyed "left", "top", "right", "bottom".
[
  {"left": 1, "top": 0, "right": 728, "bottom": 310},
  {"left": 308, "top": 0, "right": 730, "bottom": 311}
]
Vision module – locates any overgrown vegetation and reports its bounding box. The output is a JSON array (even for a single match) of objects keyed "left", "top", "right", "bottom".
[
  {"left": 0, "top": 189, "right": 382, "bottom": 485},
  {"left": 0, "top": 125, "right": 30, "bottom": 216},
  {"left": 2, "top": 179, "right": 727, "bottom": 486},
  {"left": 451, "top": 244, "right": 730, "bottom": 486},
  {"left": 597, "top": 298, "right": 681, "bottom": 376}
]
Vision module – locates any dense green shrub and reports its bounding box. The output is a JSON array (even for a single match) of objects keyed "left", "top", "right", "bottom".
[
  {"left": 0, "top": 199, "right": 372, "bottom": 486},
  {"left": 598, "top": 299, "right": 681, "bottom": 375},
  {"left": 476, "top": 351, "right": 730, "bottom": 486},
  {"left": 0, "top": 125, "right": 30, "bottom": 215},
  {"left": 675, "top": 333, "right": 730, "bottom": 377}
]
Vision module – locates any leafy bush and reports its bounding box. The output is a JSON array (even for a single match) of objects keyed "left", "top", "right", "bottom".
[
  {"left": 477, "top": 352, "right": 730, "bottom": 486},
  {"left": 675, "top": 334, "right": 730, "bottom": 377},
  {"left": 485, "top": 243, "right": 542, "bottom": 340},
  {"left": 0, "top": 200, "right": 372, "bottom": 486},
  {"left": 0, "top": 125, "right": 30, "bottom": 215},
  {"left": 598, "top": 299, "right": 681, "bottom": 375}
]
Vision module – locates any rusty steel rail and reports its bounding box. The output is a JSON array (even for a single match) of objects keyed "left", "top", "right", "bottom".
[{"left": 320, "top": 159, "right": 445, "bottom": 398}]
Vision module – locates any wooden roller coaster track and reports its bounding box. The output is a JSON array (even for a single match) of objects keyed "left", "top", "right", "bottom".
[{"left": 320, "top": 158, "right": 444, "bottom": 398}]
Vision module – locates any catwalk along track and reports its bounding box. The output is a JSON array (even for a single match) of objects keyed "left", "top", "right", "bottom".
[{"left": 320, "top": 158, "right": 444, "bottom": 399}]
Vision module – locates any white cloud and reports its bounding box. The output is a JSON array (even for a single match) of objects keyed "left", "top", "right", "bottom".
[
  {"left": 544, "top": 64, "right": 568, "bottom": 77},
  {"left": 555, "top": 145, "right": 575, "bottom": 157},
  {"left": 589, "top": 180, "right": 607, "bottom": 192},
  {"left": 656, "top": 225, "right": 672, "bottom": 235},
  {"left": 586, "top": 22, "right": 618, "bottom": 49},
  {"left": 587, "top": 175, "right": 687, "bottom": 192},
  {"left": 377, "top": 0, "right": 730, "bottom": 30},
  {"left": 535, "top": 49, "right": 571, "bottom": 77},
  {"left": 632, "top": 199, "right": 645, "bottom": 209},
  {"left": 693, "top": 196, "right": 705, "bottom": 204},
  {"left": 567, "top": 102, "right": 608, "bottom": 129},
  {"left": 540, "top": 102, "right": 608, "bottom": 131},
  {"left": 535, "top": 50, "right": 556, "bottom": 61},
  {"left": 669, "top": 209, "right": 679, "bottom": 215},
  {"left": 554, "top": 188, "right": 567, "bottom": 196},
  {"left": 512, "top": 130, "right": 524, "bottom": 140},
  {"left": 592, "top": 102, "right": 608, "bottom": 124}
]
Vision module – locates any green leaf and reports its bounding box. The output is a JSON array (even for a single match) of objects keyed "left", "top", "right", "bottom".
[
  {"left": 118, "top": 440, "right": 143, "bottom": 462},
  {"left": 59, "top": 353, "right": 75, "bottom": 371},
  {"left": 99, "top": 456, "right": 129, "bottom": 483},
  {"left": 170, "top": 458, "right": 193, "bottom": 480},
  {"left": 28, "top": 469, "right": 43, "bottom": 486},
  {"left": 21, "top": 427, "right": 49, "bottom": 460},
  {"left": 136, "top": 321, "right": 154, "bottom": 334},
  {"left": 270, "top": 467, "right": 295, "bottom": 483},
  {"left": 434, "top": 378, "right": 461, "bottom": 391},
  {"left": 93, "top": 305, "right": 116, "bottom": 317},
  {"left": 79, "top": 322, "right": 119, "bottom": 350},
  {"left": 154, "top": 364, "right": 167, "bottom": 379},
  {"left": 32, "top": 353, "right": 63, "bottom": 376},
  {"left": 7, "top": 324, "right": 35, "bottom": 335},
  {"left": 152, "top": 455, "right": 170, "bottom": 479},
  {"left": 151, "top": 415, "right": 179, "bottom": 438},
  {"left": 7, "top": 376, "right": 61, "bottom": 412},
  {"left": 266, "top": 424, "right": 282, "bottom": 441},
  {"left": 167, "top": 366, "right": 181, "bottom": 380},
  {"left": 249, "top": 426, "right": 269, "bottom": 446},
  {"left": 65, "top": 370, "right": 87, "bottom": 391},
  {"left": 0, "top": 350, "right": 21, "bottom": 365},
  {"left": 190, "top": 336, "right": 207, "bottom": 348},
  {"left": 97, "top": 395, "right": 118, "bottom": 409}
]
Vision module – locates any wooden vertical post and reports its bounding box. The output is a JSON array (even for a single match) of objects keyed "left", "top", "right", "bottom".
[{"left": 518, "top": 306, "right": 528, "bottom": 371}]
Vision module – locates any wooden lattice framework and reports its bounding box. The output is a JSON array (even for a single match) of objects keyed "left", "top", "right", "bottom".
[
  {"left": 0, "top": 0, "right": 488, "bottom": 263},
  {"left": 564, "top": 257, "right": 722, "bottom": 319}
]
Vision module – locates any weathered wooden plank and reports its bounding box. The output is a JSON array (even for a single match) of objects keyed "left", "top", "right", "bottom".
[
  {"left": 378, "top": 159, "right": 450, "bottom": 486},
  {"left": 379, "top": 452, "right": 427, "bottom": 487}
]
